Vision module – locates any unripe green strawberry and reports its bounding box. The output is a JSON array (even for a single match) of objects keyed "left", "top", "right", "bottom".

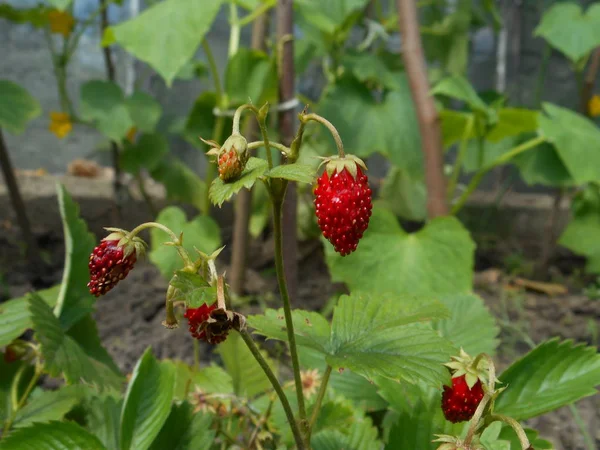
[
  {"left": 314, "top": 155, "right": 372, "bottom": 256},
  {"left": 217, "top": 133, "right": 248, "bottom": 182}
]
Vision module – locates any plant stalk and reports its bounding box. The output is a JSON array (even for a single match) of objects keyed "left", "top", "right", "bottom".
[
  {"left": 308, "top": 365, "right": 332, "bottom": 432},
  {"left": 300, "top": 113, "right": 345, "bottom": 158},
  {"left": 238, "top": 330, "right": 305, "bottom": 450},
  {"left": 487, "top": 414, "right": 531, "bottom": 449}
]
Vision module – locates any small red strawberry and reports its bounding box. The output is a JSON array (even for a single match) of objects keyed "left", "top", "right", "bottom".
[
  {"left": 185, "top": 303, "right": 231, "bottom": 344},
  {"left": 314, "top": 155, "right": 372, "bottom": 256},
  {"left": 441, "top": 375, "right": 485, "bottom": 423},
  {"left": 88, "top": 229, "right": 146, "bottom": 297}
]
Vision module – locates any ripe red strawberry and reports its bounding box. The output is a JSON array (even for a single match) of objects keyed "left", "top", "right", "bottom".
[
  {"left": 314, "top": 156, "right": 372, "bottom": 256},
  {"left": 441, "top": 375, "right": 485, "bottom": 423},
  {"left": 184, "top": 303, "right": 230, "bottom": 344},
  {"left": 88, "top": 229, "right": 146, "bottom": 297}
]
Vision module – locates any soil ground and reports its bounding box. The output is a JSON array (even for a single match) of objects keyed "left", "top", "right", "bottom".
[{"left": 1, "top": 224, "right": 599, "bottom": 450}]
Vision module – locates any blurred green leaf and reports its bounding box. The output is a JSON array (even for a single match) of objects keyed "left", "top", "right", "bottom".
[
  {"left": 534, "top": 2, "right": 600, "bottom": 63},
  {"left": 209, "top": 157, "right": 268, "bottom": 207},
  {"left": 0, "top": 4, "right": 50, "bottom": 28},
  {"left": 125, "top": 91, "right": 162, "bottom": 133},
  {"left": 513, "top": 141, "right": 573, "bottom": 187},
  {"left": 324, "top": 206, "right": 475, "bottom": 296},
  {"left": 13, "top": 385, "right": 85, "bottom": 429},
  {"left": 225, "top": 49, "right": 277, "bottom": 106},
  {"left": 498, "top": 425, "right": 554, "bottom": 449},
  {"left": 312, "top": 415, "right": 381, "bottom": 450},
  {"left": 149, "top": 402, "right": 214, "bottom": 450},
  {"left": 149, "top": 206, "right": 221, "bottom": 278},
  {"left": 341, "top": 51, "right": 402, "bottom": 90},
  {"left": 0, "top": 421, "right": 104, "bottom": 449},
  {"left": 149, "top": 158, "right": 207, "bottom": 212},
  {"left": 495, "top": 339, "right": 600, "bottom": 420},
  {"left": 295, "top": 0, "right": 369, "bottom": 35},
  {"left": 0, "top": 80, "right": 41, "bottom": 134},
  {"left": 121, "top": 133, "right": 169, "bottom": 174},
  {"left": 318, "top": 76, "right": 422, "bottom": 176},
  {"left": 80, "top": 80, "right": 133, "bottom": 141},
  {"left": 380, "top": 167, "right": 427, "bottom": 221},
  {"left": 182, "top": 92, "right": 232, "bottom": 150},
  {"left": 110, "top": 0, "right": 223, "bottom": 86},
  {"left": 539, "top": 103, "right": 600, "bottom": 183},
  {"left": 120, "top": 348, "right": 175, "bottom": 450},
  {"left": 47, "top": 0, "right": 72, "bottom": 9},
  {"left": 167, "top": 361, "right": 233, "bottom": 401},
  {"left": 216, "top": 332, "right": 276, "bottom": 398},
  {"left": 486, "top": 108, "right": 538, "bottom": 142},
  {"left": 432, "top": 74, "right": 488, "bottom": 113}
]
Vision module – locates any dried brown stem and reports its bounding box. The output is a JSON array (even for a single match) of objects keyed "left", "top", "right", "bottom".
[{"left": 396, "top": 0, "right": 448, "bottom": 218}]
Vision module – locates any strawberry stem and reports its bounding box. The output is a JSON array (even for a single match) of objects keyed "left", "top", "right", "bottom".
[
  {"left": 472, "top": 352, "right": 497, "bottom": 393},
  {"left": 487, "top": 414, "right": 532, "bottom": 449},
  {"left": 247, "top": 140, "right": 291, "bottom": 156},
  {"left": 232, "top": 104, "right": 259, "bottom": 135},
  {"left": 127, "top": 222, "right": 193, "bottom": 269},
  {"left": 300, "top": 112, "right": 345, "bottom": 158},
  {"left": 232, "top": 103, "right": 274, "bottom": 169},
  {"left": 463, "top": 394, "right": 491, "bottom": 446}
]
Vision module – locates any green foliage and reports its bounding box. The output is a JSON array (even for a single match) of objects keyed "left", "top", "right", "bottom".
[
  {"left": 495, "top": 339, "right": 600, "bottom": 420},
  {"left": 149, "top": 159, "right": 207, "bottom": 212},
  {"left": 28, "top": 293, "right": 121, "bottom": 390},
  {"left": 209, "top": 157, "right": 269, "bottom": 206},
  {"left": 0, "top": 80, "right": 41, "bottom": 134},
  {"left": 169, "top": 271, "right": 216, "bottom": 308},
  {"left": 0, "top": 4, "right": 49, "bottom": 28},
  {"left": 149, "top": 206, "right": 221, "bottom": 278},
  {"left": 249, "top": 292, "right": 455, "bottom": 387},
  {"left": 0, "top": 421, "right": 105, "bottom": 449},
  {"left": 295, "top": 0, "right": 369, "bottom": 36},
  {"left": 120, "top": 348, "right": 175, "bottom": 450},
  {"left": 318, "top": 76, "right": 423, "bottom": 176},
  {"left": 12, "top": 385, "right": 85, "bottom": 429},
  {"left": 539, "top": 103, "right": 600, "bottom": 183},
  {"left": 379, "top": 167, "right": 427, "bottom": 221},
  {"left": 432, "top": 293, "right": 499, "bottom": 356},
  {"left": 149, "top": 403, "right": 214, "bottom": 450},
  {"left": 108, "top": 0, "right": 223, "bottom": 86},
  {"left": 497, "top": 425, "right": 554, "bottom": 450},
  {"left": 0, "top": 286, "right": 59, "bottom": 348},
  {"left": 125, "top": 91, "right": 162, "bottom": 133},
  {"left": 85, "top": 395, "right": 122, "bottom": 450},
  {"left": 182, "top": 92, "right": 232, "bottom": 150},
  {"left": 54, "top": 184, "right": 96, "bottom": 329},
  {"left": 216, "top": 332, "right": 276, "bottom": 398},
  {"left": 433, "top": 74, "right": 489, "bottom": 114},
  {"left": 121, "top": 133, "right": 169, "bottom": 174},
  {"left": 341, "top": 51, "right": 403, "bottom": 91},
  {"left": 167, "top": 361, "right": 233, "bottom": 401},
  {"left": 265, "top": 163, "right": 316, "bottom": 184},
  {"left": 311, "top": 415, "right": 381, "bottom": 450},
  {"left": 534, "top": 2, "right": 600, "bottom": 63},
  {"left": 80, "top": 81, "right": 133, "bottom": 141},
  {"left": 225, "top": 49, "right": 277, "bottom": 106},
  {"left": 324, "top": 206, "right": 475, "bottom": 296},
  {"left": 47, "top": 0, "right": 72, "bottom": 10}
]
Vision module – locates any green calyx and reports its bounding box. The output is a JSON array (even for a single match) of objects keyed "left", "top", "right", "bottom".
[
  {"left": 103, "top": 227, "right": 148, "bottom": 259},
  {"left": 444, "top": 348, "right": 497, "bottom": 389},
  {"left": 318, "top": 154, "right": 367, "bottom": 178}
]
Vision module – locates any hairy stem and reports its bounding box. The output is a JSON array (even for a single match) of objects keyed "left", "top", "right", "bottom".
[
  {"left": 238, "top": 330, "right": 305, "bottom": 450},
  {"left": 128, "top": 222, "right": 193, "bottom": 268},
  {"left": 300, "top": 113, "right": 345, "bottom": 158},
  {"left": 487, "top": 414, "right": 531, "bottom": 449}
]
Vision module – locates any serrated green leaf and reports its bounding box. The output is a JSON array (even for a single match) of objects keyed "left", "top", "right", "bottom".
[
  {"left": 149, "top": 207, "right": 221, "bottom": 278},
  {"left": 327, "top": 293, "right": 454, "bottom": 386},
  {"left": 265, "top": 164, "right": 316, "bottom": 184},
  {"left": 495, "top": 339, "right": 600, "bottom": 420},
  {"left": 13, "top": 385, "right": 85, "bottom": 429},
  {"left": 0, "top": 286, "right": 59, "bottom": 348},
  {"left": 225, "top": 49, "right": 277, "bottom": 106},
  {"left": 29, "top": 294, "right": 121, "bottom": 390},
  {"left": 55, "top": 184, "right": 96, "bottom": 329},
  {"left": 0, "top": 80, "right": 41, "bottom": 134},
  {"left": 169, "top": 271, "right": 216, "bottom": 308},
  {"left": 120, "top": 348, "right": 175, "bottom": 450},
  {"left": 380, "top": 378, "right": 466, "bottom": 450},
  {"left": 317, "top": 75, "right": 422, "bottom": 176},
  {"left": 312, "top": 399, "right": 354, "bottom": 435},
  {"left": 539, "top": 103, "right": 600, "bottom": 184},
  {"left": 432, "top": 293, "right": 499, "bottom": 356},
  {"left": 121, "top": 133, "right": 169, "bottom": 174},
  {"left": 80, "top": 80, "right": 133, "bottom": 141},
  {"left": 312, "top": 415, "right": 381, "bottom": 450},
  {"left": 209, "top": 157, "right": 269, "bottom": 207},
  {"left": 0, "top": 421, "right": 105, "bottom": 449},
  {"left": 324, "top": 206, "right": 475, "bottom": 296},
  {"left": 250, "top": 293, "right": 454, "bottom": 388},
  {"left": 534, "top": 2, "right": 600, "bottom": 63},
  {"left": 150, "top": 158, "right": 206, "bottom": 212},
  {"left": 110, "top": 0, "right": 223, "bottom": 86},
  {"left": 216, "top": 332, "right": 276, "bottom": 398},
  {"left": 125, "top": 91, "right": 162, "bottom": 133},
  {"left": 149, "top": 402, "right": 214, "bottom": 450},
  {"left": 85, "top": 395, "right": 122, "bottom": 450}
]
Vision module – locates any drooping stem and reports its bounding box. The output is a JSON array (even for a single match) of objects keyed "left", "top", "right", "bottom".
[
  {"left": 300, "top": 113, "right": 345, "bottom": 158},
  {"left": 272, "top": 197, "right": 308, "bottom": 438},
  {"left": 487, "top": 414, "right": 531, "bottom": 449},
  {"left": 3, "top": 363, "right": 42, "bottom": 437},
  {"left": 232, "top": 104, "right": 259, "bottom": 135},
  {"left": 238, "top": 330, "right": 305, "bottom": 450},
  {"left": 451, "top": 136, "right": 546, "bottom": 215},
  {"left": 247, "top": 140, "right": 291, "bottom": 156},
  {"left": 471, "top": 352, "right": 496, "bottom": 392},
  {"left": 308, "top": 365, "right": 332, "bottom": 432},
  {"left": 463, "top": 394, "right": 491, "bottom": 446},
  {"left": 127, "top": 222, "right": 193, "bottom": 268},
  {"left": 228, "top": 2, "right": 241, "bottom": 57}
]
